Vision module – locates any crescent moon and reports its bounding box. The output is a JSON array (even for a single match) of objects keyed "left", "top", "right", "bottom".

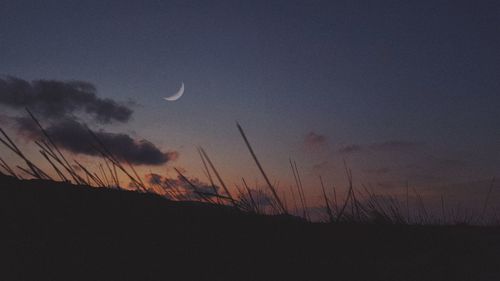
[{"left": 164, "top": 82, "right": 185, "bottom": 101}]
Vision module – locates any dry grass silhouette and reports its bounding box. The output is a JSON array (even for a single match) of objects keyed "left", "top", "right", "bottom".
[{"left": 0, "top": 109, "right": 497, "bottom": 225}]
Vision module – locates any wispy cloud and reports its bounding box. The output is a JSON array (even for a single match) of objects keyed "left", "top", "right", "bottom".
[
  {"left": 338, "top": 140, "right": 423, "bottom": 154},
  {"left": 304, "top": 131, "right": 328, "bottom": 149},
  {"left": 369, "top": 140, "right": 423, "bottom": 151},
  {"left": 338, "top": 144, "right": 363, "bottom": 154},
  {"left": 304, "top": 131, "right": 327, "bottom": 146},
  {"left": 312, "top": 160, "right": 330, "bottom": 173}
]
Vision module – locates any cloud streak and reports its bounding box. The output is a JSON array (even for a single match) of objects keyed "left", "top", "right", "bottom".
[
  {"left": 338, "top": 144, "right": 363, "bottom": 154},
  {"left": 369, "top": 140, "right": 423, "bottom": 151},
  {"left": 338, "top": 140, "right": 423, "bottom": 154}
]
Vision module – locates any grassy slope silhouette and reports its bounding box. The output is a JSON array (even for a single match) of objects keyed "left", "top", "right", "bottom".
[
  {"left": 1, "top": 112, "right": 500, "bottom": 280},
  {"left": 1, "top": 174, "right": 500, "bottom": 281}
]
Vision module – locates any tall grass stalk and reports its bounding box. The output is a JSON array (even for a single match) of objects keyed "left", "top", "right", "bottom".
[
  {"left": 236, "top": 122, "right": 287, "bottom": 214},
  {"left": 289, "top": 159, "right": 307, "bottom": 219},
  {"left": 320, "top": 176, "right": 334, "bottom": 223},
  {"left": 197, "top": 147, "right": 221, "bottom": 204},
  {"left": 199, "top": 147, "right": 237, "bottom": 206},
  {"left": 293, "top": 160, "right": 308, "bottom": 219}
]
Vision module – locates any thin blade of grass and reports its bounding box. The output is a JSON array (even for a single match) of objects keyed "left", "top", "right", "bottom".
[{"left": 236, "top": 123, "right": 286, "bottom": 214}]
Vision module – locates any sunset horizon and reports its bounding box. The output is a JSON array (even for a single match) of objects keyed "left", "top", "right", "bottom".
[{"left": 1, "top": 1, "right": 500, "bottom": 280}]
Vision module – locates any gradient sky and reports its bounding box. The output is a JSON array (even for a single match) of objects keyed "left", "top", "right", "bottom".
[{"left": 1, "top": 0, "right": 499, "bottom": 213}]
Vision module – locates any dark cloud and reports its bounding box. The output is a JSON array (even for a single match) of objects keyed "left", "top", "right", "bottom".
[
  {"left": 1, "top": 76, "right": 179, "bottom": 168},
  {"left": 15, "top": 118, "right": 177, "bottom": 166},
  {"left": 145, "top": 173, "right": 219, "bottom": 199},
  {"left": 0, "top": 76, "right": 132, "bottom": 123},
  {"left": 146, "top": 173, "right": 165, "bottom": 186},
  {"left": 304, "top": 131, "right": 328, "bottom": 148}
]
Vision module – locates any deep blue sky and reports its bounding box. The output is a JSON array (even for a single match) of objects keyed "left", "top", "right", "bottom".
[{"left": 1, "top": 0, "right": 499, "bottom": 207}]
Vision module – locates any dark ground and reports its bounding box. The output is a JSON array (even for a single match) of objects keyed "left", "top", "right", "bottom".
[{"left": 1, "top": 175, "right": 499, "bottom": 281}]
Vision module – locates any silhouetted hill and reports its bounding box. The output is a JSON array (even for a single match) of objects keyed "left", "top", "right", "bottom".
[{"left": 1, "top": 174, "right": 499, "bottom": 281}]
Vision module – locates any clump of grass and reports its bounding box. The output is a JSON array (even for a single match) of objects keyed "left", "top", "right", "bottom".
[
  {"left": 0, "top": 156, "right": 19, "bottom": 179},
  {"left": 0, "top": 126, "right": 51, "bottom": 180}
]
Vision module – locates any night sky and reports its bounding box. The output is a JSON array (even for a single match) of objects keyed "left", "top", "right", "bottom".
[{"left": 1, "top": 1, "right": 499, "bottom": 212}]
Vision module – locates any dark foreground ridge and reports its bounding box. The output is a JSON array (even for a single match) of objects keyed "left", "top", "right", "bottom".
[{"left": 1, "top": 175, "right": 499, "bottom": 281}]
